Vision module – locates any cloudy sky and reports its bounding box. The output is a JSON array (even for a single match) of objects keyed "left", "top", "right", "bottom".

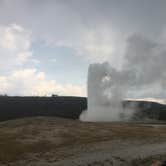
[{"left": 0, "top": 0, "right": 166, "bottom": 96}]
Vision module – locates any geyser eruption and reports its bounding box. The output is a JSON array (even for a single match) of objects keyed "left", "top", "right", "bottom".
[
  {"left": 80, "top": 34, "right": 166, "bottom": 122},
  {"left": 80, "top": 62, "right": 133, "bottom": 122}
]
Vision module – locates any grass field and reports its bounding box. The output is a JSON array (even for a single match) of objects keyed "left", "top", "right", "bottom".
[{"left": 0, "top": 117, "right": 166, "bottom": 165}]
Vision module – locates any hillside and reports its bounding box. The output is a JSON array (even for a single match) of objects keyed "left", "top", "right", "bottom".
[
  {"left": 0, "top": 96, "right": 87, "bottom": 121},
  {"left": 0, "top": 96, "right": 166, "bottom": 121}
]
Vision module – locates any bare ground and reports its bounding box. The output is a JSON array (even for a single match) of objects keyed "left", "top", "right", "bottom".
[{"left": 0, "top": 117, "right": 166, "bottom": 165}]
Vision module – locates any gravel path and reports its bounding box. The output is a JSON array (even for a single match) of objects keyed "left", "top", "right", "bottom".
[{"left": 51, "top": 141, "right": 166, "bottom": 166}]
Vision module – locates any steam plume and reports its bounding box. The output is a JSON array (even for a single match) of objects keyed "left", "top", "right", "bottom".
[{"left": 80, "top": 34, "right": 166, "bottom": 121}]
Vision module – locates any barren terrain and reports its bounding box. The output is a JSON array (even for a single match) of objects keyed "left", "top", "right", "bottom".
[{"left": 0, "top": 117, "right": 166, "bottom": 165}]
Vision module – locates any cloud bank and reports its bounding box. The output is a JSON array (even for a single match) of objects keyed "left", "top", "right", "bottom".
[
  {"left": 0, "top": 24, "right": 33, "bottom": 69},
  {"left": 0, "top": 24, "right": 85, "bottom": 96},
  {"left": 0, "top": 68, "right": 85, "bottom": 96}
]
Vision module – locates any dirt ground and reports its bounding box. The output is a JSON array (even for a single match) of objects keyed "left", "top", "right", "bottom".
[{"left": 0, "top": 117, "right": 166, "bottom": 166}]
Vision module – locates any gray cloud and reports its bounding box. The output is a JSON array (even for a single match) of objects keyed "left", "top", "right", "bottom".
[
  {"left": 0, "top": 0, "right": 166, "bottom": 47},
  {"left": 0, "top": 0, "right": 165, "bottom": 70}
]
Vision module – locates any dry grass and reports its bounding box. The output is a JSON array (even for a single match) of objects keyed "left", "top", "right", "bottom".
[
  {"left": 0, "top": 131, "right": 57, "bottom": 163},
  {"left": 131, "top": 154, "right": 166, "bottom": 166},
  {"left": 0, "top": 117, "right": 166, "bottom": 164}
]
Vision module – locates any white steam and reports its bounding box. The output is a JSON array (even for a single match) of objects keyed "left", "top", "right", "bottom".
[{"left": 80, "top": 34, "right": 166, "bottom": 122}]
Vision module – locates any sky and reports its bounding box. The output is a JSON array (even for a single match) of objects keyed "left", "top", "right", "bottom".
[{"left": 0, "top": 0, "right": 166, "bottom": 97}]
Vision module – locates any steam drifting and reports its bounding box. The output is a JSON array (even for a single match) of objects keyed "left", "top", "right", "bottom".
[{"left": 80, "top": 34, "right": 166, "bottom": 122}]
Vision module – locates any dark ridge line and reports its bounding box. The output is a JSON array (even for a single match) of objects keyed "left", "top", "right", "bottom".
[{"left": 0, "top": 96, "right": 166, "bottom": 122}]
